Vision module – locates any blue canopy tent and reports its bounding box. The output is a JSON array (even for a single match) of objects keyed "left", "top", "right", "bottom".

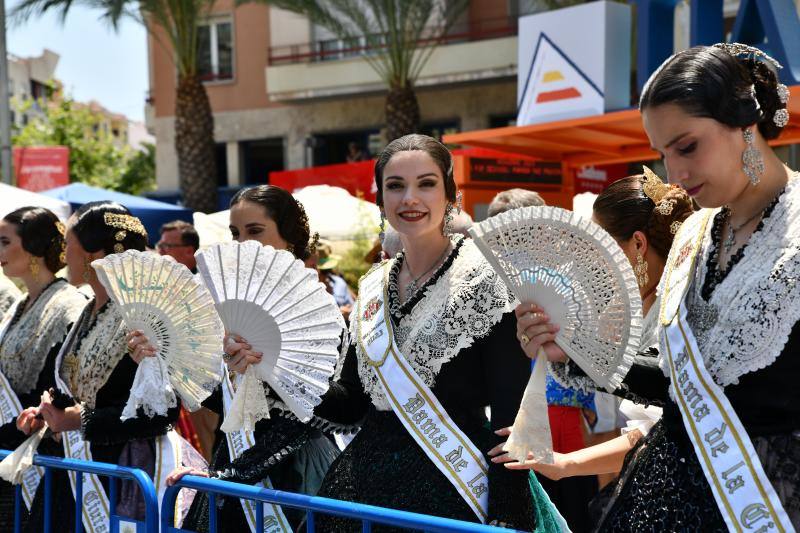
[{"left": 42, "top": 183, "right": 194, "bottom": 246}]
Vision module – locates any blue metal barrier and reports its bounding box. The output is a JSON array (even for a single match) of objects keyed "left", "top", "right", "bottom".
[
  {"left": 0, "top": 450, "right": 159, "bottom": 533},
  {"left": 163, "top": 475, "right": 521, "bottom": 532}
]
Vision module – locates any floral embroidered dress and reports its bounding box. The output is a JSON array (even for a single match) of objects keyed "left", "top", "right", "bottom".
[
  {"left": 25, "top": 299, "right": 180, "bottom": 532},
  {"left": 0, "top": 279, "right": 85, "bottom": 529},
  {"left": 313, "top": 236, "right": 557, "bottom": 532}
]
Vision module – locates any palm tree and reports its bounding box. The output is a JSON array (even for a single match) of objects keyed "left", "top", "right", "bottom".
[
  {"left": 263, "top": 0, "right": 468, "bottom": 142},
  {"left": 11, "top": 0, "right": 219, "bottom": 212}
]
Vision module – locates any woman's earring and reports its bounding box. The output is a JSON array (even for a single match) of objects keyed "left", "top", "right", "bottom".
[
  {"left": 29, "top": 256, "right": 40, "bottom": 280},
  {"left": 379, "top": 211, "right": 387, "bottom": 242},
  {"left": 634, "top": 253, "right": 649, "bottom": 288},
  {"left": 442, "top": 203, "right": 454, "bottom": 236},
  {"left": 82, "top": 257, "right": 91, "bottom": 283},
  {"left": 742, "top": 128, "right": 764, "bottom": 186}
]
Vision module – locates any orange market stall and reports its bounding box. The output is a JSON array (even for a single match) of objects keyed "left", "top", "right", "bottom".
[{"left": 444, "top": 85, "right": 800, "bottom": 217}]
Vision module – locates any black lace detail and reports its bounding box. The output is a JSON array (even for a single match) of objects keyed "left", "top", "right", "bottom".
[
  {"left": 703, "top": 192, "right": 783, "bottom": 300},
  {"left": 387, "top": 236, "right": 465, "bottom": 321},
  {"left": 599, "top": 406, "right": 800, "bottom": 531},
  {"left": 316, "top": 410, "right": 537, "bottom": 532},
  {"left": 3, "top": 278, "right": 64, "bottom": 329}
]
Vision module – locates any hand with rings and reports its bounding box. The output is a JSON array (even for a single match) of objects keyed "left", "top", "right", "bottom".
[
  {"left": 223, "top": 333, "right": 263, "bottom": 374},
  {"left": 515, "top": 303, "right": 567, "bottom": 363},
  {"left": 126, "top": 330, "right": 157, "bottom": 363}
]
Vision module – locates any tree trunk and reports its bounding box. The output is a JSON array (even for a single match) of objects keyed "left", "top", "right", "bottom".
[
  {"left": 175, "top": 74, "right": 217, "bottom": 213},
  {"left": 385, "top": 83, "right": 421, "bottom": 142}
]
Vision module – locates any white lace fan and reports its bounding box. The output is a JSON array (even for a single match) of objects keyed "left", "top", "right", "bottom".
[
  {"left": 196, "top": 240, "right": 345, "bottom": 432},
  {"left": 92, "top": 250, "right": 225, "bottom": 418},
  {"left": 469, "top": 206, "right": 643, "bottom": 463}
]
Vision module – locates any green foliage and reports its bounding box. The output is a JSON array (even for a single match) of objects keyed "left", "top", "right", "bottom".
[{"left": 12, "top": 98, "right": 156, "bottom": 195}]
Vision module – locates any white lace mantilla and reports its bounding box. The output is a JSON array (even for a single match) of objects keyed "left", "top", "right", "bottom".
[
  {"left": 658, "top": 173, "right": 800, "bottom": 386},
  {"left": 60, "top": 301, "right": 128, "bottom": 408},
  {"left": 0, "top": 281, "right": 86, "bottom": 394},
  {"left": 354, "top": 239, "right": 515, "bottom": 411}
]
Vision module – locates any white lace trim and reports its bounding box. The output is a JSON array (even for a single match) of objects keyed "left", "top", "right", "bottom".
[
  {"left": 658, "top": 173, "right": 800, "bottom": 386},
  {"left": 60, "top": 301, "right": 128, "bottom": 409},
  {"left": 354, "top": 239, "right": 515, "bottom": 411},
  {"left": 0, "top": 281, "right": 86, "bottom": 394}
]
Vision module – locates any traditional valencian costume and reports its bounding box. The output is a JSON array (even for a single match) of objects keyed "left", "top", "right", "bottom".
[
  {"left": 314, "top": 235, "right": 564, "bottom": 532},
  {"left": 22, "top": 214, "right": 201, "bottom": 533},
  {"left": 555, "top": 174, "right": 800, "bottom": 531},
  {"left": 0, "top": 279, "right": 86, "bottom": 528}
]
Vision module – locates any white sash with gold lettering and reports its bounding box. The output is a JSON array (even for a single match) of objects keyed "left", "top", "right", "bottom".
[
  {"left": 356, "top": 264, "right": 489, "bottom": 522},
  {"left": 660, "top": 211, "right": 794, "bottom": 533},
  {"left": 0, "top": 300, "right": 43, "bottom": 509},
  {"left": 221, "top": 366, "right": 292, "bottom": 532},
  {"left": 54, "top": 319, "right": 182, "bottom": 532}
]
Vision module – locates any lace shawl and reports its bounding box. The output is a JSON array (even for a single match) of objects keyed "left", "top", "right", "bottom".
[
  {"left": 60, "top": 301, "right": 128, "bottom": 408},
  {"left": 658, "top": 173, "right": 800, "bottom": 387},
  {"left": 0, "top": 281, "right": 86, "bottom": 394},
  {"left": 354, "top": 239, "right": 515, "bottom": 411}
]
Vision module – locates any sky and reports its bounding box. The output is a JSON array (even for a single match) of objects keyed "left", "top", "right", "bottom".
[{"left": 6, "top": 1, "right": 149, "bottom": 122}]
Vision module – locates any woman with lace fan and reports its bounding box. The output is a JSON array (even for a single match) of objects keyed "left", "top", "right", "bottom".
[
  {"left": 506, "top": 45, "right": 800, "bottom": 531},
  {"left": 15, "top": 202, "right": 196, "bottom": 532},
  {"left": 147, "top": 185, "right": 344, "bottom": 532},
  {"left": 0, "top": 207, "right": 86, "bottom": 529},
  {"left": 303, "top": 134, "right": 565, "bottom": 531},
  {"left": 489, "top": 171, "right": 695, "bottom": 512}
]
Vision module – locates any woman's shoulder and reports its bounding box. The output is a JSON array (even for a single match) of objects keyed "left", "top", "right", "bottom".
[{"left": 48, "top": 280, "right": 90, "bottom": 320}]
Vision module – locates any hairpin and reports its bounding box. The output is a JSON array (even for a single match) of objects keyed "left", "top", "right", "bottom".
[{"left": 641, "top": 166, "right": 671, "bottom": 204}]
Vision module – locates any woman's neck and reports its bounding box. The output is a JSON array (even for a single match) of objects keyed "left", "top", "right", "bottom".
[
  {"left": 21, "top": 271, "right": 56, "bottom": 310},
  {"left": 727, "top": 145, "right": 790, "bottom": 225},
  {"left": 90, "top": 280, "right": 109, "bottom": 313},
  {"left": 400, "top": 230, "right": 452, "bottom": 276},
  {"left": 640, "top": 260, "right": 665, "bottom": 317}
]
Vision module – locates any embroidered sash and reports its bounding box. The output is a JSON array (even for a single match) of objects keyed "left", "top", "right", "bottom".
[
  {"left": 356, "top": 264, "right": 489, "bottom": 522},
  {"left": 54, "top": 318, "right": 183, "bottom": 532},
  {"left": 0, "top": 300, "right": 43, "bottom": 509},
  {"left": 660, "top": 211, "right": 794, "bottom": 533},
  {"left": 221, "top": 366, "right": 292, "bottom": 532}
]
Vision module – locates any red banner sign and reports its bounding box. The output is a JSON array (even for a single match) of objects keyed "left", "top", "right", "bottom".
[{"left": 13, "top": 146, "right": 70, "bottom": 192}]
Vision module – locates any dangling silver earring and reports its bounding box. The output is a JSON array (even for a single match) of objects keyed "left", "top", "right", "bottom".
[
  {"left": 742, "top": 128, "right": 764, "bottom": 186},
  {"left": 379, "top": 211, "right": 386, "bottom": 241},
  {"left": 443, "top": 203, "right": 454, "bottom": 236}
]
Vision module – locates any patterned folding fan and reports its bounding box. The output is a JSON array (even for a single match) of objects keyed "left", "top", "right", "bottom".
[
  {"left": 196, "top": 240, "right": 344, "bottom": 432},
  {"left": 469, "top": 206, "right": 643, "bottom": 463},
  {"left": 92, "top": 251, "right": 225, "bottom": 418}
]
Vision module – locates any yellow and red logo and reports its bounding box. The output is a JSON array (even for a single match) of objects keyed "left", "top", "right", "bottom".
[{"left": 536, "top": 70, "right": 582, "bottom": 103}]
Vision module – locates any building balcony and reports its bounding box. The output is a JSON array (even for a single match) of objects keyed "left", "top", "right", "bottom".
[{"left": 265, "top": 16, "right": 518, "bottom": 101}]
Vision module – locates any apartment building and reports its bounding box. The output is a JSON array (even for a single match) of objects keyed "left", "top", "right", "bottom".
[
  {"left": 146, "top": 1, "right": 522, "bottom": 193},
  {"left": 7, "top": 49, "right": 58, "bottom": 129}
]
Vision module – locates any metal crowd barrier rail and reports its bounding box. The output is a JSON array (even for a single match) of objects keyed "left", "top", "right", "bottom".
[
  {"left": 0, "top": 449, "right": 159, "bottom": 533},
  {"left": 163, "top": 475, "right": 520, "bottom": 533},
  {"left": 0, "top": 450, "right": 520, "bottom": 532}
]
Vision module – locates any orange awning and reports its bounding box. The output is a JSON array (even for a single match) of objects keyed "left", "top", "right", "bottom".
[{"left": 444, "top": 85, "right": 800, "bottom": 168}]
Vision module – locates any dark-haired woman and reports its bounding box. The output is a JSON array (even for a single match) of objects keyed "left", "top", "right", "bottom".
[
  {"left": 490, "top": 170, "right": 695, "bottom": 520},
  {"left": 302, "top": 134, "right": 561, "bottom": 531},
  {"left": 17, "top": 202, "right": 181, "bottom": 532},
  {"left": 509, "top": 44, "right": 800, "bottom": 531},
  {"left": 0, "top": 207, "right": 86, "bottom": 529},
  {"left": 159, "top": 185, "right": 343, "bottom": 532}
]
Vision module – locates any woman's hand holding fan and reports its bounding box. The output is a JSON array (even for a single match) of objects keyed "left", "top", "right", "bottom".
[
  {"left": 92, "top": 250, "right": 225, "bottom": 420},
  {"left": 196, "top": 241, "right": 345, "bottom": 433},
  {"left": 469, "top": 206, "right": 643, "bottom": 464}
]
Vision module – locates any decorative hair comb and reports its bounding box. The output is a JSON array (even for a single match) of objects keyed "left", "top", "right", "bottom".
[{"left": 104, "top": 213, "right": 148, "bottom": 253}]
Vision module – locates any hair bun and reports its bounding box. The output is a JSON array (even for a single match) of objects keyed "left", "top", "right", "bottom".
[{"left": 747, "top": 58, "right": 787, "bottom": 140}]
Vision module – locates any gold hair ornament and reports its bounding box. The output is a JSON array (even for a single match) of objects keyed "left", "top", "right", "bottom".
[
  {"left": 712, "top": 43, "right": 782, "bottom": 70},
  {"left": 670, "top": 221, "right": 683, "bottom": 235},
  {"left": 641, "top": 166, "right": 673, "bottom": 204},
  {"left": 104, "top": 213, "right": 147, "bottom": 253},
  {"left": 55, "top": 221, "right": 67, "bottom": 264}
]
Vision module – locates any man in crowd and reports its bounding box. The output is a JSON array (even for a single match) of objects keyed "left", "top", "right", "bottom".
[{"left": 156, "top": 220, "right": 199, "bottom": 273}]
